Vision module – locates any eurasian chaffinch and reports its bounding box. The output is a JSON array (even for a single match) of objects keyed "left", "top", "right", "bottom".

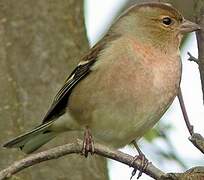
[{"left": 3, "top": 2, "right": 200, "bottom": 155}]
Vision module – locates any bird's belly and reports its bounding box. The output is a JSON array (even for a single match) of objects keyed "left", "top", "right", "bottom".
[
  {"left": 69, "top": 55, "right": 181, "bottom": 148},
  {"left": 90, "top": 86, "right": 177, "bottom": 148}
]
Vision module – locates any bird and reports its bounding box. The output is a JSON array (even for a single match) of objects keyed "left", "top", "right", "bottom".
[{"left": 3, "top": 2, "right": 200, "bottom": 155}]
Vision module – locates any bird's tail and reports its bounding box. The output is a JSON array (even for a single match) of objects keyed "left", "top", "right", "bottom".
[{"left": 3, "top": 121, "right": 57, "bottom": 154}]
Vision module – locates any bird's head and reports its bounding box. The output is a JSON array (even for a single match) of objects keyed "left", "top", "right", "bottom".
[{"left": 111, "top": 2, "right": 200, "bottom": 51}]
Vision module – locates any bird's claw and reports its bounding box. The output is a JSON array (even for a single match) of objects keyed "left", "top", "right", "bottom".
[
  {"left": 81, "top": 127, "right": 94, "bottom": 157},
  {"left": 130, "top": 154, "right": 149, "bottom": 179}
]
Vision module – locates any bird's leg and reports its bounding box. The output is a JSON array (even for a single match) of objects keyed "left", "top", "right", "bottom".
[
  {"left": 81, "top": 126, "right": 94, "bottom": 157},
  {"left": 130, "top": 140, "right": 149, "bottom": 179}
]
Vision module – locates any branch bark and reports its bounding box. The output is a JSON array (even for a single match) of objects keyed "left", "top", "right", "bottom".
[
  {"left": 0, "top": 140, "right": 165, "bottom": 180},
  {"left": 1, "top": 141, "right": 204, "bottom": 180}
]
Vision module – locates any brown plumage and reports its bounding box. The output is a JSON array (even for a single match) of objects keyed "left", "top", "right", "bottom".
[{"left": 3, "top": 2, "right": 200, "bottom": 154}]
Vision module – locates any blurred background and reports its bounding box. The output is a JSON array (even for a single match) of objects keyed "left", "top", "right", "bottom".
[{"left": 85, "top": 0, "right": 203, "bottom": 179}]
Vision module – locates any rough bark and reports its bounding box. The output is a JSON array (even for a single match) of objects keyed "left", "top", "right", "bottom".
[
  {"left": 0, "top": 140, "right": 165, "bottom": 180},
  {"left": 0, "top": 0, "right": 108, "bottom": 180}
]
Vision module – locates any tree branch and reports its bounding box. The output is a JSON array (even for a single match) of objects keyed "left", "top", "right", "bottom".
[
  {"left": 178, "top": 88, "right": 204, "bottom": 154},
  {"left": 176, "top": 1, "right": 204, "bottom": 155},
  {"left": 195, "top": 2, "right": 204, "bottom": 103},
  {"left": 187, "top": 52, "right": 199, "bottom": 64},
  {"left": 177, "top": 88, "right": 194, "bottom": 136},
  {"left": 1, "top": 140, "right": 204, "bottom": 180},
  {"left": 0, "top": 140, "right": 165, "bottom": 180}
]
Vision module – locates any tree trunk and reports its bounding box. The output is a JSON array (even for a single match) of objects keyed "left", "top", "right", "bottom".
[{"left": 0, "top": 0, "right": 108, "bottom": 179}]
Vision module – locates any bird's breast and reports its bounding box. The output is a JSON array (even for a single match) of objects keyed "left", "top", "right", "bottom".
[{"left": 68, "top": 39, "right": 181, "bottom": 148}]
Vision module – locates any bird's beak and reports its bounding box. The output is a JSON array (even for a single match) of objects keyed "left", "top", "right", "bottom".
[{"left": 179, "top": 19, "right": 201, "bottom": 34}]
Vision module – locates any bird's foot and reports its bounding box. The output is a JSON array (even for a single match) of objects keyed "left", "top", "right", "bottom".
[
  {"left": 130, "top": 153, "right": 149, "bottom": 179},
  {"left": 81, "top": 126, "right": 94, "bottom": 157},
  {"left": 130, "top": 141, "right": 149, "bottom": 179}
]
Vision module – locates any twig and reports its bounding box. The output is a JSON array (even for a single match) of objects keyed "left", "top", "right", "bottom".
[
  {"left": 178, "top": 88, "right": 204, "bottom": 154},
  {"left": 0, "top": 140, "right": 165, "bottom": 180},
  {"left": 177, "top": 88, "right": 194, "bottom": 136},
  {"left": 187, "top": 52, "right": 199, "bottom": 64},
  {"left": 163, "top": 166, "right": 204, "bottom": 180},
  {"left": 195, "top": 4, "right": 204, "bottom": 104},
  {"left": 189, "top": 133, "right": 204, "bottom": 154}
]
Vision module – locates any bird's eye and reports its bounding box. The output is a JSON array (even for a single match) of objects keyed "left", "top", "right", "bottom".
[{"left": 162, "top": 17, "right": 173, "bottom": 26}]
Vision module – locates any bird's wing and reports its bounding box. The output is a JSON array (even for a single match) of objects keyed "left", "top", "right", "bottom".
[{"left": 42, "top": 41, "right": 105, "bottom": 124}]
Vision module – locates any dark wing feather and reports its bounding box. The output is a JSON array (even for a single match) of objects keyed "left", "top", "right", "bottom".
[
  {"left": 42, "top": 60, "right": 96, "bottom": 123},
  {"left": 42, "top": 41, "right": 104, "bottom": 124},
  {"left": 41, "top": 33, "right": 120, "bottom": 124}
]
